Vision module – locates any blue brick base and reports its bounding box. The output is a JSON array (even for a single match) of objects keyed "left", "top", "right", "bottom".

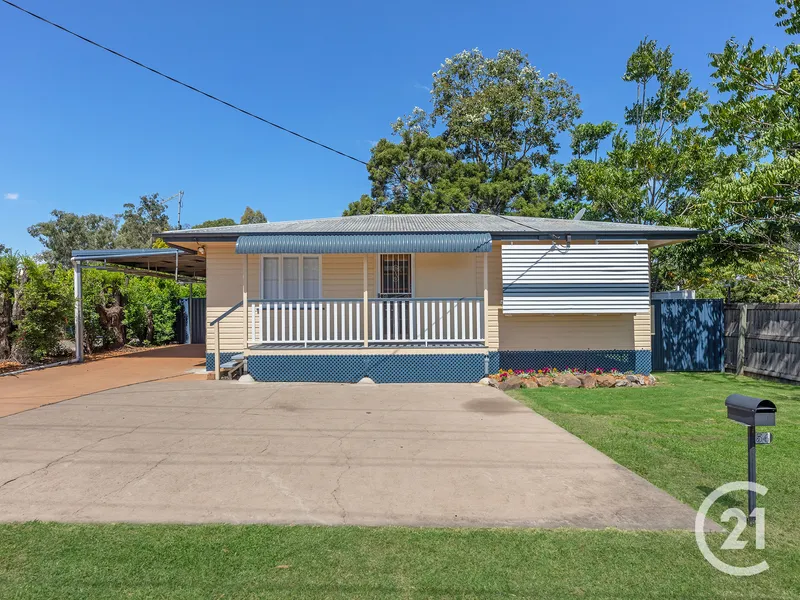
[
  {"left": 498, "top": 350, "right": 652, "bottom": 375},
  {"left": 246, "top": 353, "right": 489, "bottom": 383}
]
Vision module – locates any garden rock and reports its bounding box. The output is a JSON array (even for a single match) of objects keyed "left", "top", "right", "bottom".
[
  {"left": 478, "top": 377, "right": 492, "bottom": 386},
  {"left": 553, "top": 373, "right": 581, "bottom": 388},
  {"left": 497, "top": 375, "right": 523, "bottom": 391},
  {"left": 520, "top": 379, "right": 538, "bottom": 388},
  {"left": 357, "top": 377, "right": 376, "bottom": 385},
  {"left": 537, "top": 376, "right": 553, "bottom": 387},
  {"left": 648, "top": 375, "right": 657, "bottom": 386},
  {"left": 596, "top": 374, "right": 616, "bottom": 388},
  {"left": 577, "top": 374, "right": 596, "bottom": 389},
  {"left": 625, "top": 374, "right": 641, "bottom": 386},
  {"left": 615, "top": 379, "right": 628, "bottom": 387}
]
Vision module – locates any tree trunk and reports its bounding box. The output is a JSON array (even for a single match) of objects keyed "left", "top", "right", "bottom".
[
  {"left": 0, "top": 290, "right": 12, "bottom": 359},
  {"left": 96, "top": 290, "right": 125, "bottom": 350},
  {"left": 145, "top": 307, "right": 154, "bottom": 344},
  {"left": 9, "top": 265, "right": 30, "bottom": 364}
]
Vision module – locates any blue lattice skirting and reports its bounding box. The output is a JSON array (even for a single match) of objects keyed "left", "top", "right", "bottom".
[
  {"left": 244, "top": 353, "right": 488, "bottom": 383},
  {"left": 493, "top": 350, "right": 652, "bottom": 375},
  {"left": 205, "top": 352, "right": 238, "bottom": 371},
  {"left": 207, "top": 350, "right": 651, "bottom": 381}
]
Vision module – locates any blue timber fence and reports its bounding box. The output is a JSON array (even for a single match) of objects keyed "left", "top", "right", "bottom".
[
  {"left": 175, "top": 297, "right": 206, "bottom": 344},
  {"left": 651, "top": 299, "right": 724, "bottom": 372}
]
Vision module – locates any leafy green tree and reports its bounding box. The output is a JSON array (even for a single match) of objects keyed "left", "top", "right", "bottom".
[
  {"left": 240, "top": 206, "right": 267, "bottom": 224},
  {"left": 0, "top": 251, "right": 19, "bottom": 358},
  {"left": 193, "top": 218, "right": 236, "bottom": 228},
  {"left": 345, "top": 48, "right": 581, "bottom": 216},
  {"left": 701, "top": 0, "right": 800, "bottom": 267},
  {"left": 12, "top": 259, "right": 71, "bottom": 362},
  {"left": 343, "top": 131, "right": 462, "bottom": 214},
  {"left": 28, "top": 211, "right": 117, "bottom": 268},
  {"left": 115, "top": 194, "right": 171, "bottom": 248},
  {"left": 582, "top": 39, "right": 717, "bottom": 224},
  {"left": 122, "top": 277, "right": 180, "bottom": 345}
]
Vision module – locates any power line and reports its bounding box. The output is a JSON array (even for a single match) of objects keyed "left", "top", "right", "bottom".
[{"left": 1, "top": 0, "right": 368, "bottom": 166}]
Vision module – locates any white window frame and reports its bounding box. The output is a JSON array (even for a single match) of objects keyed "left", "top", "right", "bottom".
[
  {"left": 259, "top": 254, "right": 322, "bottom": 300},
  {"left": 375, "top": 253, "right": 416, "bottom": 298}
]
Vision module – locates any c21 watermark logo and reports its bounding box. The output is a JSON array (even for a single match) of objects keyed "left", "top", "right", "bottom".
[{"left": 695, "top": 481, "right": 768, "bottom": 576}]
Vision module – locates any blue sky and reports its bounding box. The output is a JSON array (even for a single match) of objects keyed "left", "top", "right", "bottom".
[{"left": 0, "top": 0, "right": 790, "bottom": 254}]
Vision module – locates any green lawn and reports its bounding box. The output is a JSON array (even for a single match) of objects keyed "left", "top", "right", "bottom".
[{"left": 1, "top": 373, "right": 798, "bottom": 599}]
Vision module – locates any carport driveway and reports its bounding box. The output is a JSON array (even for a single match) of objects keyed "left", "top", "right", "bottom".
[{"left": 0, "top": 382, "right": 699, "bottom": 529}]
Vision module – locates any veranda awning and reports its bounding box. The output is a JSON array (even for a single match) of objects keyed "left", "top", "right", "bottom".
[{"left": 235, "top": 233, "right": 492, "bottom": 254}]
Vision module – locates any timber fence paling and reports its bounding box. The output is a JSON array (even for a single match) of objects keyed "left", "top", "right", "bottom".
[
  {"left": 724, "top": 303, "right": 800, "bottom": 384},
  {"left": 723, "top": 304, "right": 741, "bottom": 371}
]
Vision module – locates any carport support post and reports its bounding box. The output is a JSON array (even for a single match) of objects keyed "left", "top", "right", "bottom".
[
  {"left": 187, "top": 283, "right": 193, "bottom": 344},
  {"left": 72, "top": 259, "right": 84, "bottom": 363}
]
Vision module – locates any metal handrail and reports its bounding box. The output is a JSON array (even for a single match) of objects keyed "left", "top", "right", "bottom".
[{"left": 209, "top": 300, "right": 243, "bottom": 326}]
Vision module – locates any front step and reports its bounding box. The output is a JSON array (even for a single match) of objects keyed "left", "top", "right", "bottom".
[{"left": 218, "top": 353, "right": 245, "bottom": 379}]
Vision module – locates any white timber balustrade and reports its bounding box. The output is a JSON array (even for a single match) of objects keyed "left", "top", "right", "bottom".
[
  {"left": 248, "top": 298, "right": 484, "bottom": 346},
  {"left": 250, "top": 299, "right": 362, "bottom": 346},
  {"left": 369, "top": 298, "right": 483, "bottom": 345}
]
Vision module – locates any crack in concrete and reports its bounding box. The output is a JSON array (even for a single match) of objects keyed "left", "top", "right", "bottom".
[
  {"left": 330, "top": 439, "right": 352, "bottom": 523},
  {"left": 0, "top": 412, "right": 189, "bottom": 494}
]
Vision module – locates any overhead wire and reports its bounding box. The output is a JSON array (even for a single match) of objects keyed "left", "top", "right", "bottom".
[{"left": 1, "top": 0, "right": 368, "bottom": 165}]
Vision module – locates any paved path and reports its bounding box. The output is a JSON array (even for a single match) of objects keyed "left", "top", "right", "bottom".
[
  {"left": 0, "top": 381, "right": 709, "bottom": 530},
  {"left": 0, "top": 345, "right": 206, "bottom": 417}
]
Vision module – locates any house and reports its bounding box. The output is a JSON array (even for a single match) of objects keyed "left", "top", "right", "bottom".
[{"left": 158, "top": 214, "right": 700, "bottom": 383}]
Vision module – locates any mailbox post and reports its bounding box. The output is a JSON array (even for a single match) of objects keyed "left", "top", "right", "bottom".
[{"left": 725, "top": 394, "right": 776, "bottom": 524}]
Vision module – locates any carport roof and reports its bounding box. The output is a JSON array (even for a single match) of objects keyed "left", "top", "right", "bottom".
[{"left": 71, "top": 248, "right": 205, "bottom": 279}]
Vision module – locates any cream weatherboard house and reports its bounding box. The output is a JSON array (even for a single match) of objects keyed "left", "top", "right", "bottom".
[{"left": 159, "top": 214, "right": 699, "bottom": 383}]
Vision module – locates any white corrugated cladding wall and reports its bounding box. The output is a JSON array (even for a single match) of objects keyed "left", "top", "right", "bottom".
[{"left": 501, "top": 244, "right": 650, "bottom": 314}]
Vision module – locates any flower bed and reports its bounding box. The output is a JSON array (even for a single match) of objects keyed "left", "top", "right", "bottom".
[{"left": 485, "top": 367, "right": 656, "bottom": 390}]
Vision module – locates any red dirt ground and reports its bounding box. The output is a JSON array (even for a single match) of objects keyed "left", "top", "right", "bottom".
[{"left": 0, "top": 344, "right": 207, "bottom": 418}]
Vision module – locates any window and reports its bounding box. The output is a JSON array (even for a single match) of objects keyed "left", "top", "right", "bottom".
[
  {"left": 379, "top": 254, "right": 412, "bottom": 298},
  {"left": 262, "top": 256, "right": 321, "bottom": 299}
]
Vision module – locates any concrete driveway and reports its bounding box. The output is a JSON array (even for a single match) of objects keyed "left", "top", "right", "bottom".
[
  {"left": 0, "top": 345, "right": 206, "bottom": 417},
  {"left": 0, "top": 381, "right": 701, "bottom": 529}
]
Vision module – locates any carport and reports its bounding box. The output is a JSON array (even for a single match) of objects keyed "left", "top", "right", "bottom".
[{"left": 70, "top": 248, "right": 206, "bottom": 361}]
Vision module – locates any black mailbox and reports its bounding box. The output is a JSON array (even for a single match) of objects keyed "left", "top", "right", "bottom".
[{"left": 725, "top": 394, "right": 776, "bottom": 427}]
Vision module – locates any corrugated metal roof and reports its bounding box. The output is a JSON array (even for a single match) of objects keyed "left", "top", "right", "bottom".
[
  {"left": 161, "top": 213, "right": 700, "bottom": 239},
  {"left": 71, "top": 248, "right": 205, "bottom": 278},
  {"left": 235, "top": 233, "right": 492, "bottom": 254}
]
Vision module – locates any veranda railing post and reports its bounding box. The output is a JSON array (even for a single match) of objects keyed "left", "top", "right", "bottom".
[
  {"left": 214, "top": 321, "right": 221, "bottom": 381},
  {"left": 242, "top": 254, "right": 248, "bottom": 352},
  {"left": 363, "top": 256, "right": 369, "bottom": 347}
]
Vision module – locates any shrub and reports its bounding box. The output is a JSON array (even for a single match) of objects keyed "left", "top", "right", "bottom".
[
  {"left": 122, "top": 277, "right": 180, "bottom": 345},
  {"left": 13, "top": 259, "right": 71, "bottom": 361}
]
